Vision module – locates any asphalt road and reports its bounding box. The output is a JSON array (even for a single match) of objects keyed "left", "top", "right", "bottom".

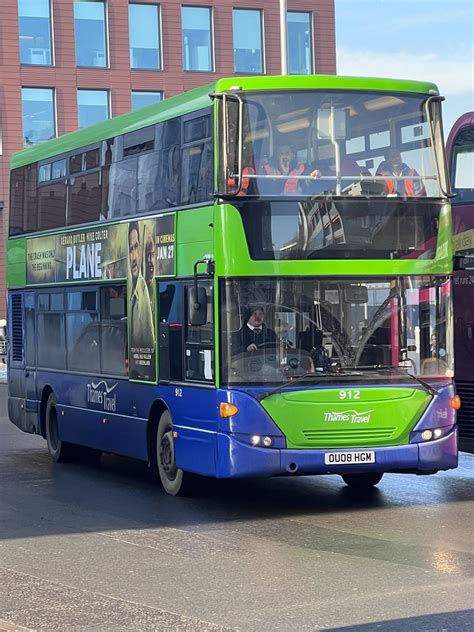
[{"left": 0, "top": 383, "right": 473, "bottom": 631}]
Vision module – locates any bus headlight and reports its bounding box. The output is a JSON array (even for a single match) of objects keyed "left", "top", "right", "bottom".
[{"left": 413, "top": 426, "right": 452, "bottom": 443}]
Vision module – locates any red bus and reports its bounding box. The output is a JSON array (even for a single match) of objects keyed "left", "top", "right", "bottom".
[{"left": 447, "top": 112, "right": 474, "bottom": 452}]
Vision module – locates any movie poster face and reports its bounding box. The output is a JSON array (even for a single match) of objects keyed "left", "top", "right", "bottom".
[{"left": 26, "top": 214, "right": 176, "bottom": 382}]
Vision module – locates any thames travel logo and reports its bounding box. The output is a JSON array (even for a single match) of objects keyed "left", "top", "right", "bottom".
[
  {"left": 324, "top": 410, "right": 374, "bottom": 423},
  {"left": 87, "top": 380, "right": 118, "bottom": 412}
]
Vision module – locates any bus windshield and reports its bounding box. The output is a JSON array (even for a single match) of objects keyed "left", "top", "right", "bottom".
[
  {"left": 220, "top": 275, "right": 453, "bottom": 385},
  {"left": 220, "top": 90, "right": 446, "bottom": 198}
]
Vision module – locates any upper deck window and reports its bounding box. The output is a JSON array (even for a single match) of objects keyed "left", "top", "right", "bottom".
[
  {"left": 181, "top": 6, "right": 213, "bottom": 72},
  {"left": 74, "top": 0, "right": 108, "bottom": 68},
  {"left": 219, "top": 89, "right": 445, "bottom": 199},
  {"left": 129, "top": 3, "right": 161, "bottom": 70},
  {"left": 18, "top": 0, "right": 53, "bottom": 66}
]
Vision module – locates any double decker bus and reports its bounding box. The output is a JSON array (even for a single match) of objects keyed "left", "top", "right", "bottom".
[
  {"left": 447, "top": 112, "right": 474, "bottom": 452},
  {"left": 7, "top": 75, "right": 459, "bottom": 495}
]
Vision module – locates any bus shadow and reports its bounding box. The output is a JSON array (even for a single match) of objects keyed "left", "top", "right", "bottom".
[
  {"left": 1, "top": 442, "right": 472, "bottom": 542},
  {"left": 325, "top": 609, "right": 473, "bottom": 631}
]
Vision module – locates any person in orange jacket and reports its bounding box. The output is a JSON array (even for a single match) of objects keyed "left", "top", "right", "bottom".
[
  {"left": 376, "top": 147, "right": 426, "bottom": 197},
  {"left": 261, "top": 144, "right": 321, "bottom": 194}
]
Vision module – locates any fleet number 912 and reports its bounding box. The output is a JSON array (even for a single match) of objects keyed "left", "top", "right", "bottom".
[{"left": 339, "top": 390, "right": 361, "bottom": 400}]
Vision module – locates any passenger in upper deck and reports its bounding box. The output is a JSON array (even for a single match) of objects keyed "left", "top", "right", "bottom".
[
  {"left": 227, "top": 143, "right": 257, "bottom": 196},
  {"left": 260, "top": 144, "right": 322, "bottom": 194},
  {"left": 376, "top": 147, "right": 426, "bottom": 197}
]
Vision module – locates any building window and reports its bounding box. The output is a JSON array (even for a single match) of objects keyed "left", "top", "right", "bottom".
[
  {"left": 129, "top": 3, "right": 161, "bottom": 70},
  {"left": 233, "top": 9, "right": 263, "bottom": 74},
  {"left": 77, "top": 90, "right": 109, "bottom": 128},
  {"left": 131, "top": 91, "right": 163, "bottom": 110},
  {"left": 21, "top": 88, "right": 56, "bottom": 146},
  {"left": 182, "top": 6, "right": 213, "bottom": 72},
  {"left": 74, "top": 0, "right": 108, "bottom": 68},
  {"left": 288, "top": 12, "right": 313, "bottom": 75},
  {"left": 18, "top": 0, "right": 53, "bottom": 65}
]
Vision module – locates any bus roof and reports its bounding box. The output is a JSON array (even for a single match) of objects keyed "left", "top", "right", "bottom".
[{"left": 11, "top": 74, "right": 439, "bottom": 170}]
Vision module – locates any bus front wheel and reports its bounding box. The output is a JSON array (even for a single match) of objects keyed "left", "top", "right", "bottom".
[
  {"left": 340, "top": 472, "right": 383, "bottom": 488},
  {"left": 155, "top": 410, "right": 198, "bottom": 496},
  {"left": 45, "top": 393, "right": 75, "bottom": 463}
]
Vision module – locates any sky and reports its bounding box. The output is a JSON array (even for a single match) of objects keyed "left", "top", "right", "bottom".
[{"left": 335, "top": 0, "right": 474, "bottom": 136}]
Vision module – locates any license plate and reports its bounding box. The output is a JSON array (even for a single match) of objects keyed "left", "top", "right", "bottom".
[{"left": 324, "top": 450, "right": 376, "bottom": 465}]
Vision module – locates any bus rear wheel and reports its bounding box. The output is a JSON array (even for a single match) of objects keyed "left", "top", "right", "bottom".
[
  {"left": 341, "top": 472, "right": 383, "bottom": 488},
  {"left": 45, "top": 393, "right": 75, "bottom": 463},
  {"left": 155, "top": 410, "right": 198, "bottom": 496}
]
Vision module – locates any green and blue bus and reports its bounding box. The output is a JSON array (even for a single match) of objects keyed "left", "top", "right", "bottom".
[{"left": 7, "top": 75, "right": 459, "bottom": 495}]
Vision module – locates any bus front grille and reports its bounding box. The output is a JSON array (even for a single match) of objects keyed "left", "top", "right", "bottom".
[{"left": 302, "top": 427, "right": 397, "bottom": 444}]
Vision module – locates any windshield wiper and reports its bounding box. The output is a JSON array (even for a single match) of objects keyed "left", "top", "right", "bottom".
[
  {"left": 352, "top": 365, "right": 438, "bottom": 396},
  {"left": 257, "top": 370, "right": 335, "bottom": 401}
]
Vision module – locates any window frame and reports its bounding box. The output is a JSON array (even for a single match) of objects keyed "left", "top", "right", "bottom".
[
  {"left": 128, "top": 2, "right": 162, "bottom": 71},
  {"left": 158, "top": 279, "right": 215, "bottom": 385},
  {"left": 74, "top": 0, "right": 109, "bottom": 69},
  {"left": 287, "top": 10, "right": 314, "bottom": 76},
  {"left": 21, "top": 86, "right": 57, "bottom": 147},
  {"left": 18, "top": 0, "right": 54, "bottom": 67},
  {"left": 77, "top": 88, "right": 111, "bottom": 129},
  {"left": 181, "top": 5, "right": 215, "bottom": 73},
  {"left": 232, "top": 8, "right": 265, "bottom": 75}
]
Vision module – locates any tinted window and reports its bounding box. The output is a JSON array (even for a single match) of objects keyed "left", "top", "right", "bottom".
[
  {"left": 9, "top": 168, "right": 26, "bottom": 236},
  {"left": 37, "top": 313, "right": 66, "bottom": 368},
  {"left": 38, "top": 181, "right": 67, "bottom": 230},
  {"left": 68, "top": 171, "right": 101, "bottom": 226},
  {"left": 108, "top": 157, "right": 138, "bottom": 218},
  {"left": 158, "top": 282, "right": 183, "bottom": 381},
  {"left": 101, "top": 286, "right": 127, "bottom": 376},
  {"left": 67, "top": 312, "right": 100, "bottom": 372}
]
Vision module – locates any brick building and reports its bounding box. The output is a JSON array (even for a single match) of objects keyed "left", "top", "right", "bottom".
[{"left": 0, "top": 0, "right": 336, "bottom": 318}]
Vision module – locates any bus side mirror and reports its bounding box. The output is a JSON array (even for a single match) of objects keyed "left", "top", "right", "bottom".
[{"left": 189, "top": 287, "right": 207, "bottom": 326}]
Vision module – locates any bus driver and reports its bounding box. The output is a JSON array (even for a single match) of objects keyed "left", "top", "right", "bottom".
[{"left": 231, "top": 305, "right": 277, "bottom": 354}]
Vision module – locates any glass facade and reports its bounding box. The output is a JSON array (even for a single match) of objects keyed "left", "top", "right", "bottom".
[
  {"left": 288, "top": 12, "right": 313, "bottom": 75},
  {"left": 18, "top": 0, "right": 53, "bottom": 65},
  {"left": 182, "top": 6, "right": 213, "bottom": 72},
  {"left": 21, "top": 88, "right": 56, "bottom": 146},
  {"left": 233, "top": 9, "right": 263, "bottom": 74},
  {"left": 129, "top": 4, "right": 161, "bottom": 70},
  {"left": 77, "top": 90, "right": 109, "bottom": 128},
  {"left": 131, "top": 91, "right": 163, "bottom": 110},
  {"left": 74, "top": 0, "right": 107, "bottom": 67}
]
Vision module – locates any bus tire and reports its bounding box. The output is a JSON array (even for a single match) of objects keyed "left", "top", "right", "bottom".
[
  {"left": 340, "top": 472, "right": 383, "bottom": 488},
  {"left": 45, "top": 393, "right": 75, "bottom": 463},
  {"left": 155, "top": 410, "right": 198, "bottom": 496}
]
